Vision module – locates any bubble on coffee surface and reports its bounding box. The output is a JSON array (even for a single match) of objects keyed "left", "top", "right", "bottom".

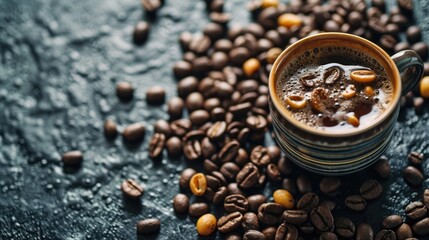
[{"left": 277, "top": 46, "right": 393, "bottom": 131}]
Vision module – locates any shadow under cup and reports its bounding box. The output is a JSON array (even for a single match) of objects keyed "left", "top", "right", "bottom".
[{"left": 269, "top": 33, "right": 406, "bottom": 176}]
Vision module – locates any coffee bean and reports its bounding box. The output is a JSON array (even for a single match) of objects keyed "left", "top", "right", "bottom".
[
  {"left": 146, "top": 86, "right": 166, "bottom": 105},
  {"left": 382, "top": 215, "right": 403, "bottom": 229},
  {"left": 379, "top": 34, "right": 397, "bottom": 52},
  {"left": 165, "top": 136, "right": 182, "bottom": 156},
  {"left": 218, "top": 212, "right": 243, "bottom": 233},
  {"left": 183, "top": 140, "right": 202, "bottom": 161},
  {"left": 224, "top": 194, "right": 249, "bottom": 213},
  {"left": 173, "top": 193, "right": 189, "bottom": 214},
  {"left": 148, "top": 133, "right": 165, "bottom": 159},
  {"left": 373, "top": 156, "right": 390, "bottom": 179},
  {"left": 170, "top": 119, "right": 192, "bottom": 137},
  {"left": 360, "top": 179, "right": 382, "bottom": 200},
  {"left": 345, "top": 195, "right": 366, "bottom": 211},
  {"left": 319, "top": 201, "right": 336, "bottom": 212},
  {"left": 348, "top": 11, "right": 363, "bottom": 28},
  {"left": 133, "top": 21, "right": 150, "bottom": 45},
  {"left": 319, "top": 177, "right": 341, "bottom": 196},
  {"left": 167, "top": 97, "right": 184, "bottom": 120},
  {"left": 396, "top": 223, "right": 413, "bottom": 240},
  {"left": 282, "top": 210, "right": 307, "bottom": 225},
  {"left": 236, "top": 163, "right": 260, "bottom": 189},
  {"left": 140, "top": 0, "right": 161, "bottom": 13},
  {"left": 136, "top": 218, "right": 160, "bottom": 235},
  {"left": 225, "top": 233, "right": 242, "bottom": 240},
  {"left": 424, "top": 63, "right": 429, "bottom": 76},
  {"left": 121, "top": 179, "right": 144, "bottom": 199},
  {"left": 261, "top": 226, "right": 277, "bottom": 240},
  {"left": 375, "top": 229, "right": 396, "bottom": 240},
  {"left": 296, "top": 175, "right": 312, "bottom": 194},
  {"left": 406, "top": 26, "right": 421, "bottom": 44},
  {"left": 203, "top": 22, "right": 224, "bottom": 41},
  {"left": 234, "top": 148, "right": 249, "bottom": 167},
  {"left": 186, "top": 92, "right": 204, "bottom": 112},
  {"left": 62, "top": 150, "right": 83, "bottom": 166},
  {"left": 213, "top": 186, "right": 228, "bottom": 205},
  {"left": 408, "top": 152, "right": 424, "bottom": 165},
  {"left": 189, "top": 34, "right": 211, "bottom": 55},
  {"left": 248, "top": 194, "right": 267, "bottom": 212},
  {"left": 266, "top": 146, "right": 281, "bottom": 163},
  {"left": 122, "top": 122, "right": 145, "bottom": 143},
  {"left": 207, "top": 121, "right": 227, "bottom": 141},
  {"left": 310, "top": 206, "right": 334, "bottom": 232},
  {"left": 250, "top": 145, "right": 271, "bottom": 167},
  {"left": 356, "top": 223, "right": 374, "bottom": 240},
  {"left": 177, "top": 76, "right": 198, "bottom": 98},
  {"left": 116, "top": 82, "right": 134, "bottom": 102},
  {"left": 414, "top": 97, "right": 424, "bottom": 114},
  {"left": 423, "top": 189, "right": 429, "bottom": 209},
  {"left": 405, "top": 201, "right": 427, "bottom": 220},
  {"left": 320, "top": 232, "right": 338, "bottom": 240},
  {"left": 397, "top": 0, "right": 413, "bottom": 15},
  {"left": 204, "top": 160, "right": 219, "bottom": 174},
  {"left": 242, "top": 212, "right": 259, "bottom": 231},
  {"left": 189, "top": 110, "right": 210, "bottom": 127},
  {"left": 258, "top": 203, "right": 284, "bottom": 226},
  {"left": 403, "top": 166, "right": 424, "bottom": 187},
  {"left": 411, "top": 42, "right": 429, "bottom": 60},
  {"left": 173, "top": 61, "right": 193, "bottom": 79},
  {"left": 103, "top": 119, "right": 118, "bottom": 139},
  {"left": 278, "top": 157, "right": 294, "bottom": 176},
  {"left": 220, "top": 162, "right": 240, "bottom": 181},
  {"left": 258, "top": 7, "right": 279, "bottom": 29},
  {"left": 219, "top": 140, "right": 240, "bottom": 163},
  {"left": 179, "top": 168, "right": 196, "bottom": 190},
  {"left": 153, "top": 119, "right": 171, "bottom": 137},
  {"left": 227, "top": 182, "right": 245, "bottom": 196},
  {"left": 201, "top": 137, "right": 218, "bottom": 159},
  {"left": 275, "top": 223, "right": 298, "bottom": 240},
  {"left": 189, "top": 202, "right": 209, "bottom": 218},
  {"left": 413, "top": 217, "right": 429, "bottom": 236},
  {"left": 229, "top": 102, "right": 253, "bottom": 118},
  {"left": 246, "top": 115, "right": 267, "bottom": 133},
  {"left": 266, "top": 163, "right": 282, "bottom": 182},
  {"left": 244, "top": 230, "right": 267, "bottom": 240},
  {"left": 335, "top": 217, "right": 355, "bottom": 239},
  {"left": 209, "top": 0, "right": 224, "bottom": 12},
  {"left": 297, "top": 192, "right": 319, "bottom": 212}
]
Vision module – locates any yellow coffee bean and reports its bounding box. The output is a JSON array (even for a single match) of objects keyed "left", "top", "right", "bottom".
[
  {"left": 266, "top": 48, "right": 282, "bottom": 64},
  {"left": 350, "top": 69, "right": 376, "bottom": 83},
  {"left": 285, "top": 95, "right": 307, "bottom": 109},
  {"left": 273, "top": 189, "right": 294, "bottom": 209},
  {"left": 342, "top": 85, "right": 356, "bottom": 99},
  {"left": 364, "top": 86, "right": 375, "bottom": 96},
  {"left": 262, "top": 0, "right": 279, "bottom": 8},
  {"left": 243, "top": 58, "right": 261, "bottom": 77},
  {"left": 347, "top": 114, "right": 360, "bottom": 127},
  {"left": 196, "top": 214, "right": 217, "bottom": 236},
  {"left": 278, "top": 13, "right": 303, "bottom": 28},
  {"left": 420, "top": 76, "right": 429, "bottom": 98},
  {"left": 189, "top": 173, "right": 207, "bottom": 196}
]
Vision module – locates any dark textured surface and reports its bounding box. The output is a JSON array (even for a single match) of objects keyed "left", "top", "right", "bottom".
[{"left": 0, "top": 0, "right": 428, "bottom": 239}]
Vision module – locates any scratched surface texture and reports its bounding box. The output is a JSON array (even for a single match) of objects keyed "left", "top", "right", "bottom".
[{"left": 0, "top": 0, "right": 428, "bottom": 239}]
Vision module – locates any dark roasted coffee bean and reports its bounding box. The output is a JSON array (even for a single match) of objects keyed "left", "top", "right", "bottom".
[
  {"left": 179, "top": 168, "right": 196, "bottom": 190},
  {"left": 229, "top": 47, "right": 251, "bottom": 66},
  {"left": 189, "top": 110, "right": 210, "bottom": 127},
  {"left": 121, "top": 179, "right": 144, "bottom": 199},
  {"left": 373, "top": 156, "right": 390, "bottom": 179},
  {"left": 173, "top": 193, "right": 189, "bottom": 214},
  {"left": 403, "top": 166, "right": 424, "bottom": 187},
  {"left": 375, "top": 229, "right": 396, "bottom": 240},
  {"left": 237, "top": 128, "right": 251, "bottom": 146},
  {"left": 382, "top": 215, "right": 402, "bottom": 229},
  {"left": 379, "top": 34, "right": 397, "bottom": 52},
  {"left": 319, "top": 201, "right": 336, "bottom": 212},
  {"left": 186, "top": 92, "right": 204, "bottom": 112},
  {"left": 413, "top": 217, "right": 429, "bottom": 236},
  {"left": 166, "top": 136, "right": 182, "bottom": 156},
  {"left": 136, "top": 218, "right": 160, "bottom": 235},
  {"left": 386, "top": 23, "right": 400, "bottom": 35},
  {"left": 229, "top": 102, "right": 253, "bottom": 118},
  {"left": 204, "top": 98, "right": 221, "bottom": 112},
  {"left": 278, "top": 157, "right": 294, "bottom": 176},
  {"left": 201, "top": 137, "right": 217, "bottom": 159},
  {"left": 211, "top": 52, "right": 229, "bottom": 70},
  {"left": 123, "top": 122, "right": 145, "bottom": 143},
  {"left": 170, "top": 119, "right": 192, "bottom": 137},
  {"left": 218, "top": 212, "right": 243, "bottom": 233},
  {"left": 213, "top": 186, "right": 228, "bottom": 205},
  {"left": 209, "top": 0, "right": 224, "bottom": 12},
  {"left": 348, "top": 11, "right": 363, "bottom": 28},
  {"left": 177, "top": 76, "right": 198, "bottom": 98},
  {"left": 297, "top": 192, "right": 319, "bottom": 212},
  {"left": 243, "top": 212, "right": 259, "bottom": 231},
  {"left": 267, "top": 146, "right": 281, "bottom": 163},
  {"left": 104, "top": 119, "right": 118, "bottom": 139},
  {"left": 412, "top": 42, "right": 429, "bottom": 60},
  {"left": 220, "top": 162, "right": 240, "bottom": 181},
  {"left": 148, "top": 133, "right": 165, "bottom": 159},
  {"left": 188, "top": 202, "right": 209, "bottom": 218},
  {"left": 235, "top": 148, "right": 249, "bottom": 167},
  {"left": 215, "top": 39, "right": 233, "bottom": 52},
  {"left": 424, "top": 189, "right": 429, "bottom": 209},
  {"left": 296, "top": 175, "right": 312, "bottom": 194},
  {"left": 227, "top": 182, "right": 245, "bottom": 196},
  {"left": 167, "top": 97, "right": 184, "bottom": 120},
  {"left": 224, "top": 194, "right": 249, "bottom": 213},
  {"left": 394, "top": 42, "right": 410, "bottom": 53},
  {"left": 408, "top": 152, "right": 424, "bottom": 165},
  {"left": 192, "top": 56, "right": 211, "bottom": 75},
  {"left": 244, "top": 230, "right": 267, "bottom": 240},
  {"left": 246, "top": 115, "right": 267, "bottom": 133},
  {"left": 345, "top": 195, "right": 366, "bottom": 211},
  {"left": 203, "top": 22, "right": 224, "bottom": 41},
  {"left": 189, "top": 34, "right": 211, "bottom": 55},
  {"left": 258, "top": 7, "right": 278, "bottom": 29},
  {"left": 116, "top": 82, "right": 134, "bottom": 101},
  {"left": 267, "top": 164, "right": 282, "bottom": 182},
  {"left": 62, "top": 150, "right": 83, "bottom": 166},
  {"left": 236, "top": 163, "right": 259, "bottom": 189},
  {"left": 310, "top": 206, "right": 334, "bottom": 232},
  {"left": 173, "top": 61, "right": 193, "bottom": 79},
  {"left": 140, "top": 0, "right": 161, "bottom": 13},
  {"left": 211, "top": 171, "right": 227, "bottom": 187},
  {"left": 324, "top": 20, "right": 340, "bottom": 32},
  {"left": 133, "top": 21, "right": 150, "bottom": 45},
  {"left": 397, "top": 0, "right": 413, "bottom": 15},
  {"left": 299, "top": 222, "right": 314, "bottom": 236},
  {"left": 225, "top": 233, "right": 242, "bottom": 240},
  {"left": 154, "top": 119, "right": 171, "bottom": 137},
  {"left": 360, "top": 179, "right": 382, "bottom": 200},
  {"left": 258, "top": 203, "right": 284, "bottom": 226},
  {"left": 219, "top": 140, "right": 240, "bottom": 163},
  {"left": 282, "top": 210, "right": 307, "bottom": 225},
  {"left": 248, "top": 194, "right": 267, "bottom": 213},
  {"left": 250, "top": 145, "right": 271, "bottom": 167},
  {"left": 335, "top": 217, "right": 355, "bottom": 239},
  {"left": 356, "top": 223, "right": 374, "bottom": 240},
  {"left": 396, "top": 223, "right": 413, "bottom": 240},
  {"left": 215, "top": 81, "right": 234, "bottom": 99},
  {"left": 262, "top": 226, "right": 277, "bottom": 240},
  {"left": 405, "top": 201, "right": 427, "bottom": 220},
  {"left": 179, "top": 31, "right": 192, "bottom": 51},
  {"left": 406, "top": 26, "right": 421, "bottom": 44},
  {"left": 275, "top": 223, "right": 298, "bottom": 240},
  {"left": 146, "top": 86, "right": 165, "bottom": 105},
  {"left": 206, "top": 174, "right": 222, "bottom": 191},
  {"left": 320, "top": 232, "right": 338, "bottom": 240},
  {"left": 237, "top": 79, "right": 259, "bottom": 94},
  {"left": 319, "top": 177, "right": 341, "bottom": 196}
]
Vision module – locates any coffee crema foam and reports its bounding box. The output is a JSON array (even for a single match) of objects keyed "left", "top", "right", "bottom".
[{"left": 276, "top": 46, "right": 393, "bottom": 132}]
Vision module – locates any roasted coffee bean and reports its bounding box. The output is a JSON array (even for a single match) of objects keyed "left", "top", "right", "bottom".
[
  {"left": 173, "top": 193, "right": 189, "bottom": 214},
  {"left": 396, "top": 223, "right": 413, "bottom": 240},
  {"left": 406, "top": 26, "right": 421, "bottom": 44},
  {"left": 123, "top": 122, "right": 145, "bottom": 143},
  {"left": 224, "top": 194, "right": 249, "bottom": 213},
  {"left": 204, "top": 98, "right": 221, "bottom": 112},
  {"left": 216, "top": 81, "right": 235, "bottom": 99},
  {"left": 394, "top": 42, "right": 410, "bottom": 53},
  {"left": 166, "top": 136, "right": 182, "bottom": 156},
  {"left": 178, "top": 76, "right": 198, "bottom": 98},
  {"left": 62, "top": 150, "right": 83, "bottom": 166},
  {"left": 266, "top": 163, "right": 282, "bottom": 182},
  {"left": 414, "top": 97, "right": 424, "bottom": 114},
  {"left": 297, "top": 192, "right": 319, "bottom": 212},
  {"left": 167, "top": 97, "right": 184, "bottom": 120},
  {"left": 248, "top": 194, "right": 267, "bottom": 212},
  {"left": 235, "top": 148, "right": 249, "bottom": 167},
  {"left": 296, "top": 175, "right": 312, "bottom": 194},
  {"left": 403, "top": 166, "right": 424, "bottom": 187},
  {"left": 382, "top": 215, "right": 403, "bottom": 229},
  {"left": 154, "top": 119, "right": 171, "bottom": 137},
  {"left": 173, "top": 61, "right": 193, "bottom": 79},
  {"left": 183, "top": 140, "right": 202, "bottom": 161},
  {"left": 320, "top": 232, "right": 338, "bottom": 240},
  {"left": 413, "top": 217, "right": 429, "bottom": 236},
  {"left": 213, "top": 186, "right": 228, "bottom": 205},
  {"left": 141, "top": 0, "right": 161, "bottom": 13},
  {"left": 258, "top": 7, "right": 279, "bottom": 29},
  {"left": 170, "top": 119, "right": 192, "bottom": 137},
  {"left": 133, "top": 21, "right": 150, "bottom": 45},
  {"left": 405, "top": 201, "right": 427, "bottom": 220},
  {"left": 266, "top": 146, "right": 281, "bottom": 163},
  {"left": 211, "top": 107, "right": 226, "bottom": 121},
  {"left": 229, "top": 102, "right": 253, "bottom": 118},
  {"left": 229, "top": 47, "right": 251, "bottom": 66},
  {"left": 278, "top": 157, "right": 294, "bottom": 176},
  {"left": 186, "top": 92, "right": 204, "bottom": 112},
  {"left": 219, "top": 140, "right": 240, "bottom": 163},
  {"left": 189, "top": 34, "right": 211, "bottom": 55},
  {"left": 192, "top": 56, "right": 211, "bottom": 75},
  {"left": 218, "top": 212, "right": 243, "bottom": 233},
  {"left": 335, "top": 217, "right": 355, "bottom": 239},
  {"left": 360, "top": 179, "right": 382, "bottom": 200},
  {"left": 244, "top": 230, "right": 267, "bottom": 240},
  {"left": 148, "top": 133, "right": 165, "bottom": 159},
  {"left": 227, "top": 182, "right": 245, "bottom": 196},
  {"left": 201, "top": 137, "right": 217, "bottom": 159},
  {"left": 146, "top": 86, "right": 165, "bottom": 105},
  {"left": 319, "top": 201, "right": 336, "bottom": 212},
  {"left": 246, "top": 115, "right": 267, "bottom": 132},
  {"left": 412, "top": 42, "right": 429, "bottom": 60},
  {"left": 209, "top": 0, "right": 224, "bottom": 12},
  {"left": 345, "top": 195, "right": 366, "bottom": 211},
  {"left": 258, "top": 203, "right": 284, "bottom": 226},
  {"left": 183, "top": 130, "right": 205, "bottom": 142},
  {"left": 242, "top": 212, "right": 259, "bottom": 231},
  {"left": 189, "top": 202, "right": 210, "bottom": 218},
  {"left": 282, "top": 210, "right": 307, "bottom": 225},
  {"left": 319, "top": 177, "right": 340, "bottom": 196},
  {"left": 275, "top": 223, "right": 298, "bottom": 240},
  {"left": 116, "top": 82, "right": 134, "bottom": 101},
  {"left": 356, "top": 223, "right": 374, "bottom": 240},
  {"left": 408, "top": 152, "right": 424, "bottom": 165},
  {"left": 375, "top": 229, "right": 396, "bottom": 240},
  {"left": 104, "top": 120, "right": 117, "bottom": 139},
  {"left": 225, "top": 233, "right": 242, "bottom": 240},
  {"left": 121, "top": 179, "right": 144, "bottom": 199},
  {"left": 220, "top": 162, "right": 240, "bottom": 181},
  {"left": 203, "top": 22, "right": 224, "bottom": 41},
  {"left": 310, "top": 206, "right": 334, "bottom": 232},
  {"left": 373, "top": 156, "right": 390, "bottom": 179},
  {"left": 237, "top": 128, "right": 251, "bottom": 145},
  {"left": 179, "top": 168, "right": 196, "bottom": 190},
  {"left": 262, "top": 226, "right": 277, "bottom": 240},
  {"left": 136, "top": 218, "right": 160, "bottom": 235},
  {"left": 379, "top": 34, "right": 397, "bottom": 52},
  {"left": 189, "top": 110, "right": 210, "bottom": 127},
  {"left": 424, "top": 189, "right": 429, "bottom": 209},
  {"left": 236, "top": 163, "right": 259, "bottom": 189},
  {"left": 250, "top": 145, "right": 271, "bottom": 167}
]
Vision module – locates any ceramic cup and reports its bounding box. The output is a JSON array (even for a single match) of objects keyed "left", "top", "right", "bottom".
[{"left": 268, "top": 33, "right": 424, "bottom": 175}]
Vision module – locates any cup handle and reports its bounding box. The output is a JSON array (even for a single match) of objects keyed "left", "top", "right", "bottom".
[{"left": 391, "top": 50, "right": 424, "bottom": 96}]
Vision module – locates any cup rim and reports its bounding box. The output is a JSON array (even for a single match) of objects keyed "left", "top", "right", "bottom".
[{"left": 268, "top": 32, "right": 402, "bottom": 137}]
